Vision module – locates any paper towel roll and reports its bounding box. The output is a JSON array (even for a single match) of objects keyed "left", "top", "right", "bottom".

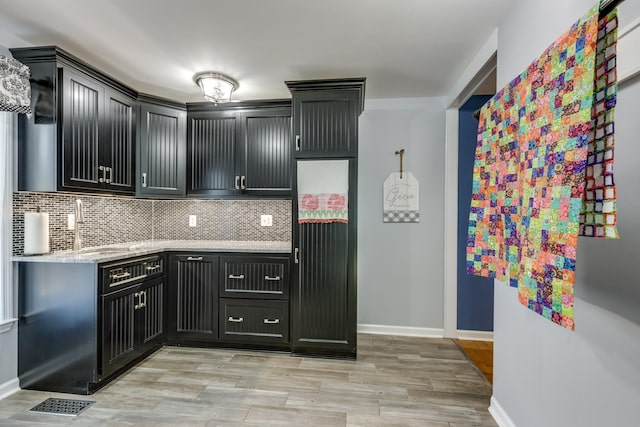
[{"left": 24, "top": 212, "right": 50, "bottom": 255}]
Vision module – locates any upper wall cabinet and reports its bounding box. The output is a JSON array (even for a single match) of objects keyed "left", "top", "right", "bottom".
[
  {"left": 12, "top": 46, "right": 137, "bottom": 195},
  {"left": 137, "top": 95, "right": 187, "bottom": 198},
  {"left": 186, "top": 100, "right": 292, "bottom": 198},
  {"left": 286, "top": 78, "right": 365, "bottom": 158}
]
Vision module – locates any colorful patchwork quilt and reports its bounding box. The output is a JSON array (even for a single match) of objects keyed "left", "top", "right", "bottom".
[{"left": 467, "top": 5, "right": 618, "bottom": 330}]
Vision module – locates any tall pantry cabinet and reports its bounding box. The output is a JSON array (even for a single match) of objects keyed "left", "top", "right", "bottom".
[{"left": 286, "top": 78, "right": 365, "bottom": 358}]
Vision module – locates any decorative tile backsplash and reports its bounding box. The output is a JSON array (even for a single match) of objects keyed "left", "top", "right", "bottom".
[
  {"left": 13, "top": 192, "right": 292, "bottom": 255},
  {"left": 152, "top": 199, "right": 292, "bottom": 242}
]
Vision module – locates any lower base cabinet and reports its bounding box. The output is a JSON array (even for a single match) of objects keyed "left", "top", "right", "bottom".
[
  {"left": 167, "top": 253, "right": 290, "bottom": 348},
  {"left": 167, "top": 254, "right": 219, "bottom": 343},
  {"left": 219, "top": 298, "right": 289, "bottom": 344},
  {"left": 101, "top": 276, "right": 164, "bottom": 377}
]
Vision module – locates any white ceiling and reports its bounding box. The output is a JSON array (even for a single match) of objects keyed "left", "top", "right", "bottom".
[{"left": 0, "top": 0, "right": 513, "bottom": 103}]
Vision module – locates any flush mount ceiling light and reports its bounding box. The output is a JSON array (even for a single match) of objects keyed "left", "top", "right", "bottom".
[{"left": 193, "top": 72, "right": 239, "bottom": 104}]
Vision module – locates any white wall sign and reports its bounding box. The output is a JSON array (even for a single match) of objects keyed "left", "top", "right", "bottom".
[{"left": 383, "top": 172, "right": 420, "bottom": 223}]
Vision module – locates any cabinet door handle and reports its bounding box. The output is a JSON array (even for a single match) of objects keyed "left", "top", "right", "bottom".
[
  {"left": 187, "top": 256, "right": 203, "bottom": 261},
  {"left": 146, "top": 265, "right": 161, "bottom": 271},
  {"left": 142, "top": 172, "right": 147, "bottom": 188},
  {"left": 99, "top": 166, "right": 106, "bottom": 183},
  {"left": 295, "top": 135, "right": 301, "bottom": 151},
  {"left": 235, "top": 175, "right": 240, "bottom": 190},
  {"left": 240, "top": 175, "right": 246, "bottom": 190},
  {"left": 111, "top": 272, "right": 131, "bottom": 280},
  {"left": 134, "top": 292, "right": 140, "bottom": 309},
  {"left": 294, "top": 248, "right": 299, "bottom": 264},
  {"left": 228, "top": 316, "right": 244, "bottom": 323},
  {"left": 141, "top": 290, "right": 147, "bottom": 308},
  {"left": 106, "top": 167, "right": 113, "bottom": 184},
  {"left": 264, "top": 275, "right": 280, "bottom": 281},
  {"left": 263, "top": 318, "right": 280, "bottom": 324},
  {"left": 228, "top": 274, "right": 245, "bottom": 280}
]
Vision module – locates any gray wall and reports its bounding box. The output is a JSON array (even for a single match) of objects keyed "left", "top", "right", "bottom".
[
  {"left": 0, "top": 327, "right": 17, "bottom": 386},
  {"left": 493, "top": 1, "right": 640, "bottom": 425},
  {"left": 358, "top": 97, "right": 446, "bottom": 330}
]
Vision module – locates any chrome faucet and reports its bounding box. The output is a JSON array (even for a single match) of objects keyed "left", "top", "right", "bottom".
[{"left": 73, "top": 199, "right": 85, "bottom": 251}]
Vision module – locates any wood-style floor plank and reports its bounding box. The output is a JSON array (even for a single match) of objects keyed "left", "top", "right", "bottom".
[
  {"left": 0, "top": 334, "right": 496, "bottom": 426},
  {"left": 456, "top": 339, "right": 494, "bottom": 383}
]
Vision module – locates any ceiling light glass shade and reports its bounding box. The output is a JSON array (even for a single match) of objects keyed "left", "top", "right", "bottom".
[{"left": 193, "top": 72, "right": 239, "bottom": 104}]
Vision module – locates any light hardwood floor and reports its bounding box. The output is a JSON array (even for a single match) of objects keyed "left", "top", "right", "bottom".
[
  {"left": 456, "top": 340, "right": 494, "bottom": 384},
  {"left": 0, "top": 334, "right": 497, "bottom": 426}
]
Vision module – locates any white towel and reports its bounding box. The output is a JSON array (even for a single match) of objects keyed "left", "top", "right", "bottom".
[{"left": 297, "top": 160, "right": 349, "bottom": 224}]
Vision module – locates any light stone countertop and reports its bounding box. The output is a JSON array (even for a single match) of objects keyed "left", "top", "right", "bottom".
[{"left": 12, "top": 240, "right": 292, "bottom": 264}]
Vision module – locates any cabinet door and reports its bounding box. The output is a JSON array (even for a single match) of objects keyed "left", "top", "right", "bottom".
[
  {"left": 138, "top": 102, "right": 186, "bottom": 197},
  {"left": 168, "top": 254, "right": 219, "bottom": 342},
  {"left": 293, "top": 223, "right": 352, "bottom": 352},
  {"left": 187, "top": 111, "right": 240, "bottom": 196},
  {"left": 241, "top": 108, "right": 292, "bottom": 195},
  {"left": 292, "top": 159, "right": 357, "bottom": 357},
  {"left": 101, "top": 286, "right": 136, "bottom": 376},
  {"left": 292, "top": 91, "right": 359, "bottom": 158},
  {"left": 104, "top": 89, "right": 135, "bottom": 194},
  {"left": 137, "top": 276, "right": 164, "bottom": 354},
  {"left": 61, "top": 67, "right": 104, "bottom": 190}
]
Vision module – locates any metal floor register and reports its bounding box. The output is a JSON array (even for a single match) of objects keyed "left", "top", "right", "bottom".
[{"left": 29, "top": 398, "right": 94, "bottom": 416}]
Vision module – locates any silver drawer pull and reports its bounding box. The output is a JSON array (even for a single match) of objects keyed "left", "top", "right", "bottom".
[
  {"left": 187, "top": 256, "right": 203, "bottom": 261},
  {"left": 263, "top": 318, "right": 280, "bottom": 324},
  {"left": 228, "top": 274, "right": 245, "bottom": 280},
  {"left": 111, "top": 272, "right": 131, "bottom": 280},
  {"left": 264, "top": 275, "right": 280, "bottom": 281},
  {"left": 228, "top": 316, "right": 244, "bottom": 323},
  {"left": 146, "top": 265, "right": 161, "bottom": 271}
]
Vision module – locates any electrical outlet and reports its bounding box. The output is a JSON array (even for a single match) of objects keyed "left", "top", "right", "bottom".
[
  {"left": 189, "top": 215, "right": 197, "bottom": 227},
  {"left": 68, "top": 214, "right": 75, "bottom": 230},
  {"left": 260, "top": 214, "right": 273, "bottom": 227}
]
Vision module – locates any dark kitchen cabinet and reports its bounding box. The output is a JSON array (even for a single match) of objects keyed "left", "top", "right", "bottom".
[
  {"left": 100, "top": 276, "right": 164, "bottom": 377},
  {"left": 286, "top": 78, "right": 365, "bottom": 158},
  {"left": 188, "top": 109, "right": 240, "bottom": 196},
  {"left": 137, "top": 96, "right": 187, "bottom": 197},
  {"left": 12, "top": 46, "right": 137, "bottom": 195},
  {"left": 219, "top": 298, "right": 289, "bottom": 344},
  {"left": 187, "top": 100, "right": 292, "bottom": 197},
  {"left": 167, "top": 254, "right": 219, "bottom": 343},
  {"left": 18, "top": 254, "right": 164, "bottom": 394},
  {"left": 104, "top": 88, "right": 136, "bottom": 192},
  {"left": 287, "top": 78, "right": 365, "bottom": 358},
  {"left": 242, "top": 108, "right": 292, "bottom": 195},
  {"left": 219, "top": 255, "right": 289, "bottom": 300},
  {"left": 218, "top": 254, "right": 290, "bottom": 346}
]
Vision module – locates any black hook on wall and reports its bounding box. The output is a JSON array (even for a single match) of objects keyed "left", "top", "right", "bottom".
[{"left": 395, "top": 149, "right": 405, "bottom": 179}]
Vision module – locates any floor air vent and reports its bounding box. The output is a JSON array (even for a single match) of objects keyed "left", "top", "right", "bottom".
[{"left": 29, "top": 398, "right": 94, "bottom": 416}]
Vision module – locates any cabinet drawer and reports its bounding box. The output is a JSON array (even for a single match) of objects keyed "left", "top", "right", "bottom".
[
  {"left": 220, "top": 256, "right": 289, "bottom": 299},
  {"left": 100, "top": 255, "right": 164, "bottom": 294},
  {"left": 219, "top": 299, "right": 289, "bottom": 344}
]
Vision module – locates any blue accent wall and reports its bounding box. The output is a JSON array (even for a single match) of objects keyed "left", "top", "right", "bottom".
[{"left": 457, "top": 95, "right": 494, "bottom": 332}]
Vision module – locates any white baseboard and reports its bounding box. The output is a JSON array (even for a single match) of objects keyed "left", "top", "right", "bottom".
[
  {"left": 457, "top": 329, "right": 494, "bottom": 341},
  {"left": 489, "top": 395, "right": 517, "bottom": 427},
  {"left": 0, "top": 378, "right": 19, "bottom": 401},
  {"left": 357, "top": 324, "right": 444, "bottom": 338}
]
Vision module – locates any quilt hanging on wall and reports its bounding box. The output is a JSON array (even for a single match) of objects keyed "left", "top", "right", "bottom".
[{"left": 466, "top": 4, "right": 619, "bottom": 330}]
